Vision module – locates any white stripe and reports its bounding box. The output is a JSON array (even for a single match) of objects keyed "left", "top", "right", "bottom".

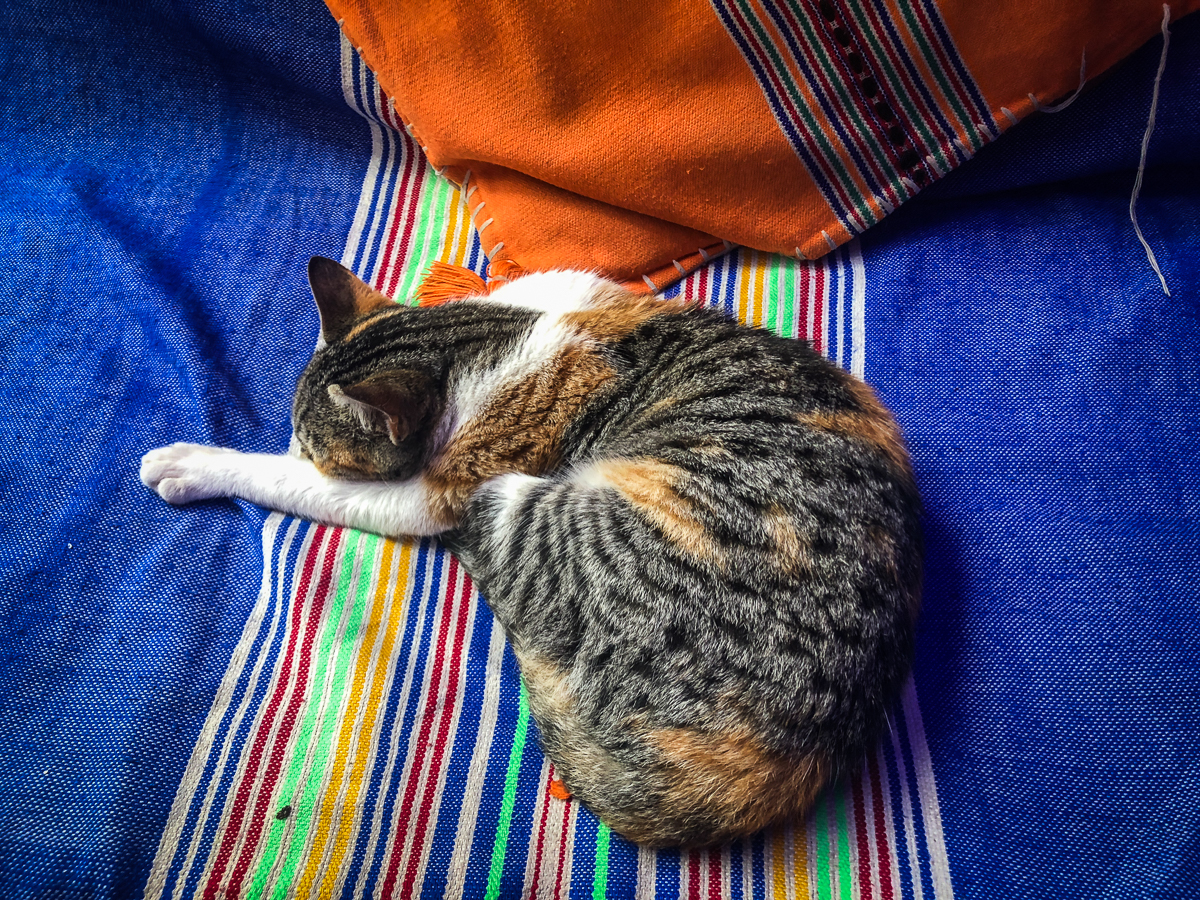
[
  {"left": 143, "top": 512, "right": 286, "bottom": 899},
  {"left": 819, "top": 255, "right": 830, "bottom": 358},
  {"left": 835, "top": 248, "right": 847, "bottom": 368},
  {"left": 520, "top": 758, "right": 555, "bottom": 897},
  {"left": 902, "top": 680, "right": 956, "bottom": 899},
  {"left": 849, "top": 240, "right": 866, "bottom": 378},
  {"left": 888, "top": 682, "right": 925, "bottom": 900},
  {"left": 636, "top": 845, "right": 657, "bottom": 900},
  {"left": 358, "top": 66, "right": 402, "bottom": 280},
  {"left": 443, "top": 613, "right": 508, "bottom": 897},
  {"left": 741, "top": 841, "right": 753, "bottom": 900},
  {"left": 877, "top": 743, "right": 905, "bottom": 900},
  {"left": 339, "top": 41, "right": 386, "bottom": 271}
]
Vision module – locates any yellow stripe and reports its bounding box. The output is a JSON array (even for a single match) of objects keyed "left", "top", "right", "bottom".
[
  {"left": 737, "top": 251, "right": 753, "bottom": 325},
  {"left": 773, "top": 827, "right": 788, "bottom": 899},
  {"left": 794, "top": 820, "right": 810, "bottom": 900},
  {"left": 451, "top": 189, "right": 474, "bottom": 268},
  {"left": 305, "top": 539, "right": 414, "bottom": 898},
  {"left": 752, "top": 250, "right": 768, "bottom": 328}
]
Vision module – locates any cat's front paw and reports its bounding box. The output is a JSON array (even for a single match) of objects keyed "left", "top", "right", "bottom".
[{"left": 140, "top": 443, "right": 240, "bottom": 505}]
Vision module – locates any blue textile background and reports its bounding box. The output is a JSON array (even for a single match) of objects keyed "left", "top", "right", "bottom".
[
  {"left": 868, "top": 19, "right": 1200, "bottom": 897},
  {"left": 0, "top": 1, "right": 1197, "bottom": 897},
  {"left": 0, "top": 0, "right": 366, "bottom": 894}
]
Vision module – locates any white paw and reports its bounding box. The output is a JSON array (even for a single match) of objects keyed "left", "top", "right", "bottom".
[{"left": 140, "top": 443, "right": 239, "bottom": 505}]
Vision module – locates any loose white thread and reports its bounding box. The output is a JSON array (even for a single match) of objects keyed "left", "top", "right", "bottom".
[
  {"left": 1130, "top": 5, "right": 1172, "bottom": 296},
  {"left": 1030, "top": 49, "right": 1088, "bottom": 113}
]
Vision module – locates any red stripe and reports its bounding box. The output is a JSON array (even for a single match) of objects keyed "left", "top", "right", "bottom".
[
  {"left": 853, "top": 769, "right": 875, "bottom": 900},
  {"left": 527, "top": 766, "right": 557, "bottom": 900},
  {"left": 687, "top": 849, "right": 701, "bottom": 900},
  {"left": 797, "top": 264, "right": 811, "bottom": 342},
  {"left": 373, "top": 88, "right": 425, "bottom": 297},
  {"left": 201, "top": 525, "right": 340, "bottom": 900},
  {"left": 552, "top": 791, "right": 572, "bottom": 899},
  {"left": 869, "top": 751, "right": 895, "bottom": 900},
  {"left": 773, "top": 0, "right": 903, "bottom": 206},
  {"left": 852, "top": 0, "right": 953, "bottom": 155},
  {"left": 722, "top": 1, "right": 867, "bottom": 232},
  {"left": 698, "top": 264, "right": 710, "bottom": 310},
  {"left": 707, "top": 848, "right": 722, "bottom": 900}
]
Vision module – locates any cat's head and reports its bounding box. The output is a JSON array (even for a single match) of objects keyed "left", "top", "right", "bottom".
[{"left": 291, "top": 257, "right": 442, "bottom": 481}]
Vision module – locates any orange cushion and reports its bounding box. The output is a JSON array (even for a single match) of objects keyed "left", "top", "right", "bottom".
[{"left": 326, "top": 0, "right": 1196, "bottom": 290}]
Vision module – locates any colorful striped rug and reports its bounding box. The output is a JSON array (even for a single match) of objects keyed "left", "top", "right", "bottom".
[{"left": 145, "top": 41, "right": 953, "bottom": 900}]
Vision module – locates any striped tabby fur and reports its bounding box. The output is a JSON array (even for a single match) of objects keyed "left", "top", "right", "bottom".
[{"left": 141, "top": 256, "right": 921, "bottom": 847}]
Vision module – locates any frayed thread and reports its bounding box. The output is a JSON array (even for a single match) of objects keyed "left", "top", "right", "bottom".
[
  {"left": 1030, "top": 49, "right": 1087, "bottom": 114},
  {"left": 1130, "top": 4, "right": 1172, "bottom": 296}
]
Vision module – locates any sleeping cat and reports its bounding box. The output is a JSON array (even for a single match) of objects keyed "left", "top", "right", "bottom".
[{"left": 141, "top": 256, "right": 921, "bottom": 847}]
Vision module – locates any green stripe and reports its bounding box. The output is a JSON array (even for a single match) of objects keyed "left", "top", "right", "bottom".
[
  {"left": 244, "top": 530, "right": 362, "bottom": 900},
  {"left": 836, "top": 789, "right": 854, "bottom": 900},
  {"left": 731, "top": 0, "right": 876, "bottom": 230},
  {"left": 833, "top": 0, "right": 956, "bottom": 174},
  {"left": 592, "top": 822, "right": 612, "bottom": 900},
  {"left": 816, "top": 794, "right": 832, "bottom": 900},
  {"left": 771, "top": 0, "right": 909, "bottom": 205},
  {"left": 394, "top": 167, "right": 451, "bottom": 302},
  {"left": 485, "top": 686, "right": 531, "bottom": 900},
  {"left": 895, "top": 3, "right": 984, "bottom": 152},
  {"left": 267, "top": 532, "right": 379, "bottom": 899}
]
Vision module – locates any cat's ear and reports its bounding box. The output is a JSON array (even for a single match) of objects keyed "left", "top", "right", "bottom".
[
  {"left": 308, "top": 256, "right": 396, "bottom": 343},
  {"left": 327, "top": 369, "right": 435, "bottom": 445}
]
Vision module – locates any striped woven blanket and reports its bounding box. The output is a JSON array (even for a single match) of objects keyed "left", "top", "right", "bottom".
[{"left": 2, "top": 1, "right": 1199, "bottom": 897}]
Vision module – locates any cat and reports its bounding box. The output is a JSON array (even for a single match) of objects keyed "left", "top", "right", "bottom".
[{"left": 141, "top": 256, "right": 922, "bottom": 847}]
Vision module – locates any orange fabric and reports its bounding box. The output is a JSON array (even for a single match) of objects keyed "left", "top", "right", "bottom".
[{"left": 328, "top": 0, "right": 1197, "bottom": 290}]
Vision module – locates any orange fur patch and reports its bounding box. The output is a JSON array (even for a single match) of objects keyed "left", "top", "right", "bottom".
[
  {"left": 590, "top": 458, "right": 722, "bottom": 565},
  {"left": 796, "top": 374, "right": 912, "bottom": 475},
  {"left": 428, "top": 346, "right": 616, "bottom": 513},
  {"left": 564, "top": 286, "right": 688, "bottom": 343},
  {"left": 641, "top": 727, "right": 826, "bottom": 845}
]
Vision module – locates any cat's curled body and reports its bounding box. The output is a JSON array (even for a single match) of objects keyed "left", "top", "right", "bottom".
[{"left": 142, "top": 257, "right": 921, "bottom": 848}]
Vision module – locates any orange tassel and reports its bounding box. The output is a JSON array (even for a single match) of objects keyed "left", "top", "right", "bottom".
[
  {"left": 548, "top": 778, "right": 573, "bottom": 801},
  {"left": 416, "top": 261, "right": 489, "bottom": 307}
]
